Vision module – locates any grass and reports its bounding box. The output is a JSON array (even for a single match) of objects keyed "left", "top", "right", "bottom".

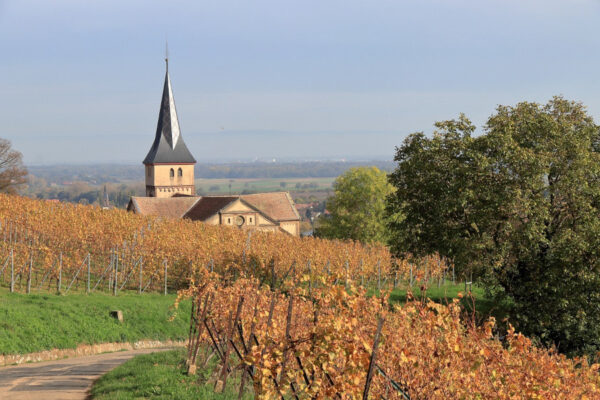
[
  {"left": 388, "top": 281, "right": 510, "bottom": 322},
  {"left": 0, "top": 288, "right": 190, "bottom": 355},
  {"left": 91, "top": 348, "right": 253, "bottom": 400}
]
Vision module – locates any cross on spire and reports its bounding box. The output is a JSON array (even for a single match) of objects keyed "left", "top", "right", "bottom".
[{"left": 165, "top": 41, "right": 169, "bottom": 70}]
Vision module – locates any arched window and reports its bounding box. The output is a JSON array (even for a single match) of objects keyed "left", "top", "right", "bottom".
[
  {"left": 170, "top": 168, "right": 174, "bottom": 178},
  {"left": 177, "top": 168, "right": 183, "bottom": 178}
]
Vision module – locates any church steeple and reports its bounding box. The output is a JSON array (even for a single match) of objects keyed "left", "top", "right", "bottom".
[
  {"left": 143, "top": 58, "right": 196, "bottom": 165},
  {"left": 143, "top": 57, "right": 196, "bottom": 198}
]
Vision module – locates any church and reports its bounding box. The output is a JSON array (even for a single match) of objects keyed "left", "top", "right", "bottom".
[{"left": 127, "top": 60, "right": 300, "bottom": 236}]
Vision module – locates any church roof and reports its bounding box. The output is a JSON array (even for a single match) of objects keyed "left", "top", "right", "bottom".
[
  {"left": 129, "top": 192, "right": 300, "bottom": 223},
  {"left": 143, "top": 61, "right": 196, "bottom": 165},
  {"left": 240, "top": 192, "right": 301, "bottom": 221},
  {"left": 182, "top": 196, "right": 238, "bottom": 221},
  {"left": 128, "top": 196, "right": 200, "bottom": 219}
]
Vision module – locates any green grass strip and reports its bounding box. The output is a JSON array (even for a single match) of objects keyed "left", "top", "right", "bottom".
[
  {"left": 91, "top": 349, "right": 252, "bottom": 399},
  {"left": 0, "top": 289, "right": 190, "bottom": 355}
]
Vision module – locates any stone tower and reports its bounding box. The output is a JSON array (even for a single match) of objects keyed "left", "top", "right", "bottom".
[{"left": 143, "top": 59, "right": 196, "bottom": 198}]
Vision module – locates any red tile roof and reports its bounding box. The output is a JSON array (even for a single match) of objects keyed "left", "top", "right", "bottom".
[
  {"left": 183, "top": 196, "right": 238, "bottom": 221},
  {"left": 128, "top": 192, "right": 300, "bottom": 223},
  {"left": 129, "top": 196, "right": 200, "bottom": 219},
  {"left": 241, "top": 192, "right": 300, "bottom": 221}
]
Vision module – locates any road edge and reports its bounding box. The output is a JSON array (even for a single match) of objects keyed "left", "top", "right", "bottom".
[{"left": 0, "top": 339, "right": 187, "bottom": 367}]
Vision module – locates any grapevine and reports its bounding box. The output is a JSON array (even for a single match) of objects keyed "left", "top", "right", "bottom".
[
  {"left": 0, "top": 194, "right": 447, "bottom": 293},
  {"left": 180, "top": 271, "right": 600, "bottom": 399}
]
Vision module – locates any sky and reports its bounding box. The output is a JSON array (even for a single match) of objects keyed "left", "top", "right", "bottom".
[{"left": 1, "top": 0, "right": 599, "bottom": 165}]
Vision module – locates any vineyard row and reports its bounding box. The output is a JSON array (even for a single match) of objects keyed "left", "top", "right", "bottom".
[
  {"left": 0, "top": 194, "right": 450, "bottom": 295},
  {"left": 179, "top": 272, "right": 600, "bottom": 400}
]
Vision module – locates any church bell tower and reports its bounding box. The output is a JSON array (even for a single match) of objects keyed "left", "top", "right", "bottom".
[{"left": 143, "top": 57, "right": 196, "bottom": 198}]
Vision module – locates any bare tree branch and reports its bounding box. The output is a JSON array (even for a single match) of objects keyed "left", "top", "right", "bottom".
[{"left": 0, "top": 138, "right": 28, "bottom": 194}]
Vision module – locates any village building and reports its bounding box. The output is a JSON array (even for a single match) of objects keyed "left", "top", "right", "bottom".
[{"left": 127, "top": 59, "right": 300, "bottom": 236}]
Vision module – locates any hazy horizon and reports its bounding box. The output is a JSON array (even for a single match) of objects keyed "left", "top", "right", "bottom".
[
  {"left": 2, "top": 0, "right": 599, "bottom": 164},
  {"left": 18, "top": 130, "right": 399, "bottom": 165}
]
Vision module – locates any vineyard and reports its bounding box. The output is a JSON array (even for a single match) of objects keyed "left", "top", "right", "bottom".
[
  {"left": 180, "top": 272, "right": 600, "bottom": 399},
  {"left": 1, "top": 193, "right": 598, "bottom": 398},
  {"left": 0, "top": 194, "right": 445, "bottom": 295}
]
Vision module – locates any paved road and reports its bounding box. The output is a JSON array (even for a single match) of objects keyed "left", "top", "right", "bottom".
[{"left": 0, "top": 348, "right": 170, "bottom": 400}]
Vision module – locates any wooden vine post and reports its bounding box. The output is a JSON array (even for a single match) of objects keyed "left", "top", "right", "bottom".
[
  {"left": 363, "top": 316, "right": 385, "bottom": 400},
  {"left": 86, "top": 253, "right": 91, "bottom": 294},
  {"left": 217, "top": 296, "right": 244, "bottom": 393},
  {"left": 138, "top": 256, "right": 143, "bottom": 294},
  {"left": 164, "top": 259, "right": 168, "bottom": 296},
  {"left": 113, "top": 251, "right": 118, "bottom": 296},
  {"left": 345, "top": 261, "right": 349, "bottom": 289},
  {"left": 238, "top": 295, "right": 260, "bottom": 399},
  {"left": 186, "top": 299, "right": 197, "bottom": 364},
  {"left": 9, "top": 247, "right": 14, "bottom": 293},
  {"left": 186, "top": 291, "right": 211, "bottom": 374},
  {"left": 279, "top": 294, "right": 294, "bottom": 384},
  {"left": 26, "top": 251, "right": 32, "bottom": 294},
  {"left": 360, "top": 259, "right": 364, "bottom": 287},
  {"left": 57, "top": 252, "right": 62, "bottom": 294},
  {"left": 307, "top": 260, "right": 312, "bottom": 295},
  {"left": 377, "top": 260, "right": 381, "bottom": 292},
  {"left": 452, "top": 264, "right": 456, "bottom": 285}
]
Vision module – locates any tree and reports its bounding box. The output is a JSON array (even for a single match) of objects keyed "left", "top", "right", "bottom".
[
  {"left": 387, "top": 97, "right": 600, "bottom": 356},
  {"left": 316, "top": 166, "right": 394, "bottom": 243},
  {"left": 0, "top": 138, "right": 27, "bottom": 194}
]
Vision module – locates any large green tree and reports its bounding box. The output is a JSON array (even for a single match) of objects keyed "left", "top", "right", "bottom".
[
  {"left": 317, "top": 166, "right": 394, "bottom": 243},
  {"left": 388, "top": 97, "right": 600, "bottom": 356}
]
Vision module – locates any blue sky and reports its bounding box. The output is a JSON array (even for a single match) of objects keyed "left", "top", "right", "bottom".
[{"left": 1, "top": 0, "right": 599, "bottom": 164}]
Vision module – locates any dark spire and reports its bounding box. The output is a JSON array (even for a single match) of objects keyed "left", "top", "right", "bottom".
[{"left": 143, "top": 58, "right": 196, "bottom": 165}]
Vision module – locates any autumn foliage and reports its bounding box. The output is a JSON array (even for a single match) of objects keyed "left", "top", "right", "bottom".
[
  {"left": 0, "top": 194, "right": 444, "bottom": 292},
  {"left": 180, "top": 272, "right": 600, "bottom": 399},
  {"left": 2, "top": 194, "right": 591, "bottom": 398}
]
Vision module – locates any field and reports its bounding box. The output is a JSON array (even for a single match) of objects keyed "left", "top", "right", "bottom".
[
  {"left": 25, "top": 175, "right": 336, "bottom": 209},
  {"left": 25, "top": 161, "right": 396, "bottom": 208},
  {"left": 195, "top": 177, "right": 334, "bottom": 196}
]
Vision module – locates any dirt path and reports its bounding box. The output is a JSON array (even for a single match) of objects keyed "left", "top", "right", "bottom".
[{"left": 0, "top": 348, "right": 170, "bottom": 400}]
